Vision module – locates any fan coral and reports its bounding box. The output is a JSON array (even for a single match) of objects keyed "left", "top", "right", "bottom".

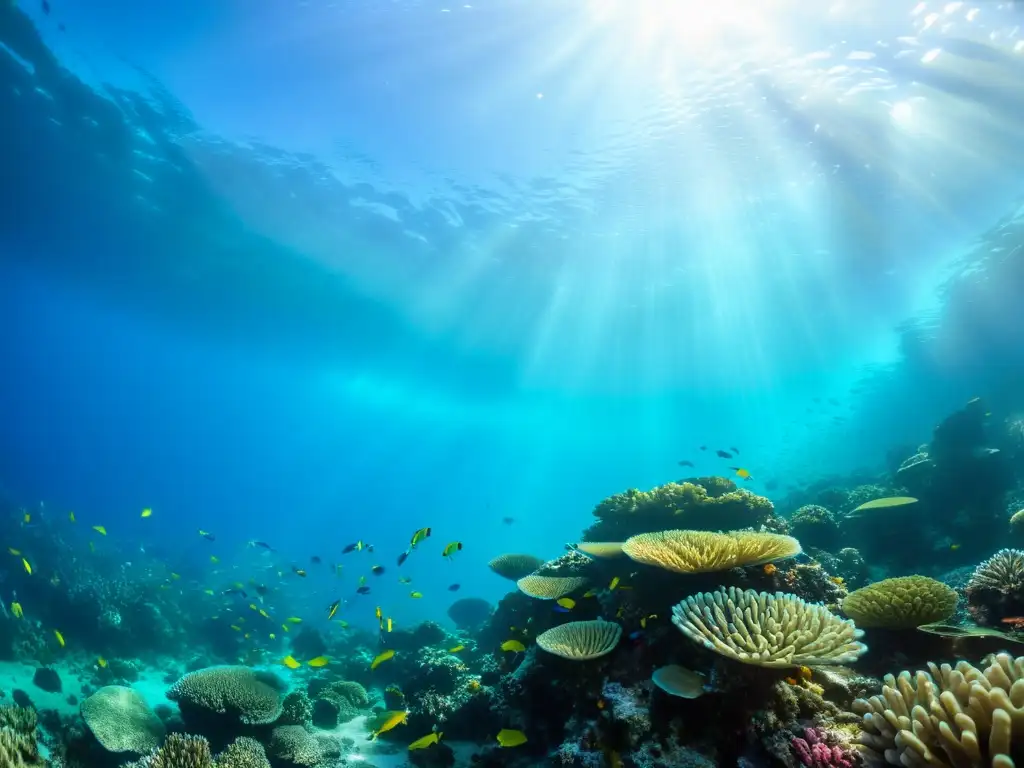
[
  {"left": 841, "top": 576, "right": 957, "bottom": 629},
  {"left": 148, "top": 734, "right": 213, "bottom": 768},
  {"left": 517, "top": 574, "right": 589, "bottom": 599},
  {"left": 622, "top": 530, "right": 801, "bottom": 574},
  {"left": 536, "top": 620, "right": 622, "bottom": 660},
  {"left": 585, "top": 479, "right": 774, "bottom": 541},
  {"left": 792, "top": 727, "right": 856, "bottom": 768},
  {"left": 487, "top": 554, "right": 545, "bottom": 580},
  {"left": 672, "top": 587, "right": 867, "bottom": 668},
  {"left": 790, "top": 505, "right": 841, "bottom": 549},
  {"left": 80, "top": 685, "right": 165, "bottom": 753},
  {"left": 167, "top": 666, "right": 285, "bottom": 725},
  {"left": 216, "top": 737, "right": 270, "bottom": 768},
  {"left": 854, "top": 652, "right": 1024, "bottom": 767}
]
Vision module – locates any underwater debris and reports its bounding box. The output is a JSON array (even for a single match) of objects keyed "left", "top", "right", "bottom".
[
  {"left": 841, "top": 575, "right": 958, "bottom": 628},
  {"left": 672, "top": 587, "right": 867, "bottom": 668}
]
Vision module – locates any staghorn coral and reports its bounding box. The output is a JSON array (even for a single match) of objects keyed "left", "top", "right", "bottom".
[
  {"left": 168, "top": 666, "right": 285, "bottom": 726},
  {"left": 622, "top": 530, "right": 802, "bottom": 574},
  {"left": 585, "top": 479, "right": 774, "bottom": 541},
  {"left": 672, "top": 587, "right": 867, "bottom": 668},
  {"left": 148, "top": 734, "right": 214, "bottom": 768},
  {"left": 80, "top": 685, "right": 165, "bottom": 753},
  {"left": 853, "top": 652, "right": 1024, "bottom": 767},
  {"left": 536, "top": 620, "right": 622, "bottom": 660},
  {"left": 0, "top": 726, "right": 43, "bottom": 768},
  {"left": 841, "top": 576, "right": 958, "bottom": 629},
  {"left": 216, "top": 737, "right": 270, "bottom": 768},
  {"left": 517, "top": 574, "right": 589, "bottom": 599},
  {"left": 487, "top": 554, "right": 545, "bottom": 580}
]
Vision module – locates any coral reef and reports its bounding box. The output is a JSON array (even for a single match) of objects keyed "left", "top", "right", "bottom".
[
  {"left": 790, "top": 506, "right": 842, "bottom": 551},
  {"left": 840, "top": 576, "right": 958, "bottom": 629},
  {"left": 168, "top": 666, "right": 286, "bottom": 730},
  {"left": 80, "top": 684, "right": 165, "bottom": 753}
]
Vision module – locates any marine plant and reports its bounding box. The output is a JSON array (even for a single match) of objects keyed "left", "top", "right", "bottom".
[{"left": 671, "top": 587, "right": 867, "bottom": 668}]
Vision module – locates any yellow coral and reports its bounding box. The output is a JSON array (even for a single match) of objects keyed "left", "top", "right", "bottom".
[
  {"left": 574, "top": 542, "right": 625, "bottom": 559},
  {"left": 672, "top": 586, "right": 867, "bottom": 668},
  {"left": 841, "top": 576, "right": 957, "bottom": 629},
  {"left": 854, "top": 652, "right": 1024, "bottom": 767},
  {"left": 0, "top": 726, "right": 43, "bottom": 768},
  {"left": 516, "top": 574, "right": 589, "bottom": 600},
  {"left": 621, "top": 530, "right": 801, "bottom": 574},
  {"left": 536, "top": 620, "right": 622, "bottom": 660}
]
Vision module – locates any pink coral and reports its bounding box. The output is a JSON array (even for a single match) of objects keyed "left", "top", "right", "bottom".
[{"left": 791, "top": 727, "right": 856, "bottom": 768}]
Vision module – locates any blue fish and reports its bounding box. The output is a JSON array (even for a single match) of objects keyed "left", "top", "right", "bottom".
[{"left": 553, "top": 605, "right": 570, "bottom": 613}]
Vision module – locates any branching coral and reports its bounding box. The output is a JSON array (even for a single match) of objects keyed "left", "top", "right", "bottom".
[
  {"left": 622, "top": 530, "right": 801, "bottom": 574},
  {"left": 672, "top": 587, "right": 867, "bottom": 668},
  {"left": 0, "top": 726, "right": 43, "bottom": 768},
  {"left": 585, "top": 479, "right": 774, "bottom": 541},
  {"left": 148, "top": 734, "right": 213, "bottom": 768},
  {"left": 168, "top": 666, "right": 284, "bottom": 725},
  {"left": 792, "top": 727, "right": 857, "bottom": 768},
  {"left": 966, "top": 549, "right": 1024, "bottom": 625},
  {"left": 216, "top": 737, "right": 270, "bottom": 768},
  {"left": 854, "top": 652, "right": 1024, "bottom": 767},
  {"left": 841, "top": 576, "right": 958, "bottom": 629}
]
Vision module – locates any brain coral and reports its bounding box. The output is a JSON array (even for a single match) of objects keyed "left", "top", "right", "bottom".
[
  {"left": 536, "top": 620, "right": 623, "bottom": 660},
  {"left": 216, "top": 737, "right": 270, "bottom": 768},
  {"left": 80, "top": 685, "right": 165, "bottom": 753},
  {"left": 584, "top": 479, "right": 774, "bottom": 541},
  {"left": 854, "top": 652, "right": 1024, "bottom": 767},
  {"left": 168, "top": 666, "right": 285, "bottom": 725},
  {"left": 841, "top": 576, "right": 958, "bottom": 629},
  {"left": 672, "top": 586, "right": 867, "bottom": 668},
  {"left": 622, "top": 530, "right": 801, "bottom": 574}
]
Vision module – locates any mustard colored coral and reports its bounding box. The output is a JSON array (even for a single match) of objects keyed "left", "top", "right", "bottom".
[
  {"left": 622, "top": 530, "right": 801, "bottom": 574},
  {"left": 488, "top": 554, "right": 545, "bottom": 581},
  {"left": 841, "top": 576, "right": 957, "bottom": 629},
  {"left": 854, "top": 652, "right": 1024, "bottom": 767},
  {"left": 536, "top": 619, "right": 623, "bottom": 660},
  {"left": 585, "top": 479, "right": 774, "bottom": 540},
  {"left": 516, "top": 574, "right": 589, "bottom": 599},
  {"left": 672, "top": 586, "right": 867, "bottom": 668}
]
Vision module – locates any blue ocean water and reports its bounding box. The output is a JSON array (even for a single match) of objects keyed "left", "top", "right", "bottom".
[{"left": 1, "top": 0, "right": 1024, "bottom": 641}]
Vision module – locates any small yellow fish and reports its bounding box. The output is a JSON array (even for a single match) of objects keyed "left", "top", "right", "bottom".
[
  {"left": 7, "top": 548, "right": 19, "bottom": 556},
  {"left": 370, "top": 710, "right": 408, "bottom": 739},
  {"left": 387, "top": 618, "right": 393, "bottom": 633},
  {"left": 243, "top": 633, "right": 250, "bottom": 639},
  {"left": 307, "top": 655, "right": 329, "bottom": 667},
  {"left": 496, "top": 728, "right": 527, "bottom": 748},
  {"left": 556, "top": 597, "right": 575, "bottom": 610},
  {"left": 286, "top": 617, "right": 303, "bottom": 624},
  {"left": 249, "top": 604, "right": 258, "bottom": 611},
  {"left": 10, "top": 602, "right": 23, "bottom": 619},
  {"left": 22, "top": 558, "right": 31, "bottom": 575},
  {"left": 281, "top": 624, "right": 290, "bottom": 633},
  {"left": 950, "top": 544, "right": 961, "bottom": 551},
  {"left": 501, "top": 640, "right": 526, "bottom": 653},
  {"left": 441, "top": 541, "right": 463, "bottom": 559},
  {"left": 616, "top": 606, "right": 624, "bottom": 619},
  {"left": 371, "top": 649, "right": 395, "bottom": 670},
  {"left": 92, "top": 525, "right": 107, "bottom": 536},
  {"left": 583, "top": 589, "right": 597, "bottom": 598},
  {"left": 282, "top": 655, "right": 301, "bottom": 670},
  {"left": 230, "top": 624, "right": 242, "bottom": 632},
  {"left": 141, "top": 508, "right": 152, "bottom": 518},
  {"left": 609, "top": 576, "right": 620, "bottom": 591},
  {"left": 731, "top": 467, "right": 752, "bottom": 480},
  {"left": 640, "top": 614, "right": 658, "bottom": 629},
  {"left": 54, "top": 630, "right": 65, "bottom": 648},
  {"left": 269, "top": 633, "right": 276, "bottom": 640},
  {"left": 410, "top": 591, "right": 423, "bottom": 599},
  {"left": 22, "top": 513, "right": 30, "bottom": 524},
  {"left": 375, "top": 606, "right": 382, "bottom": 621},
  {"left": 210, "top": 556, "right": 219, "bottom": 564},
  {"left": 259, "top": 609, "right": 270, "bottom": 619},
  {"left": 408, "top": 731, "right": 443, "bottom": 750},
  {"left": 449, "top": 645, "right": 465, "bottom": 653},
  {"left": 68, "top": 511, "right": 76, "bottom": 523},
  {"left": 97, "top": 656, "right": 107, "bottom": 668},
  {"left": 170, "top": 573, "right": 180, "bottom": 580},
  {"left": 337, "top": 620, "right": 349, "bottom": 628},
  {"left": 203, "top": 589, "right": 215, "bottom": 595}
]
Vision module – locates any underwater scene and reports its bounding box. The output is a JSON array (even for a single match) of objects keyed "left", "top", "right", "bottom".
[{"left": 5, "top": 0, "right": 1024, "bottom": 766}]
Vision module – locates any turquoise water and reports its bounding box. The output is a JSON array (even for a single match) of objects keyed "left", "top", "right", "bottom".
[{"left": 3, "top": 2, "right": 1024, "bottom": 765}]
